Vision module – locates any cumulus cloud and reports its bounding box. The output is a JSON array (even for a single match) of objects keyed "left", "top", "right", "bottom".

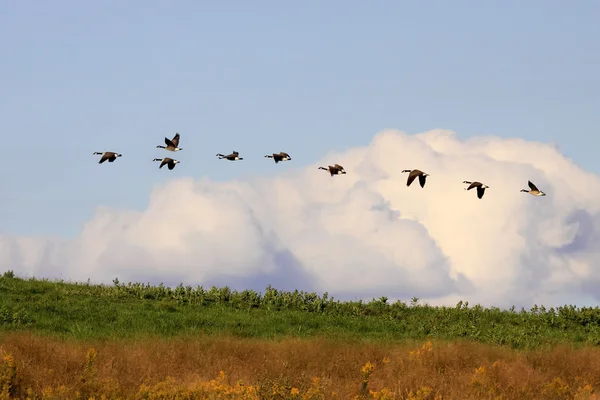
[{"left": 2, "top": 129, "right": 600, "bottom": 308}]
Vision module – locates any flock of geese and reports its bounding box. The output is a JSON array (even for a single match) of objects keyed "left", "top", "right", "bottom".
[{"left": 93, "top": 133, "right": 547, "bottom": 200}]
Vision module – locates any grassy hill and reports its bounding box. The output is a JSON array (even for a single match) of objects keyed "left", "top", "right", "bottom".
[
  {"left": 2, "top": 270, "right": 600, "bottom": 398},
  {"left": 2, "top": 270, "right": 600, "bottom": 349}
]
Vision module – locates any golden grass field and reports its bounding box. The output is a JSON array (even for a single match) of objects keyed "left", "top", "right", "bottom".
[{"left": 1, "top": 333, "right": 600, "bottom": 399}]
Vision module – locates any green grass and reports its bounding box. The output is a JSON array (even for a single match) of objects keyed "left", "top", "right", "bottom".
[{"left": 1, "top": 270, "right": 600, "bottom": 349}]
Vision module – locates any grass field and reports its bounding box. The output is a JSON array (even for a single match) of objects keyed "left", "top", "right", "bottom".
[{"left": 2, "top": 271, "right": 600, "bottom": 399}]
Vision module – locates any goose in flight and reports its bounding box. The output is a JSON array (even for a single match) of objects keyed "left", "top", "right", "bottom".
[
  {"left": 93, "top": 151, "right": 122, "bottom": 164},
  {"left": 153, "top": 157, "right": 180, "bottom": 170},
  {"left": 402, "top": 169, "right": 429, "bottom": 188},
  {"left": 463, "top": 181, "right": 489, "bottom": 199},
  {"left": 216, "top": 151, "right": 243, "bottom": 160},
  {"left": 318, "top": 164, "right": 346, "bottom": 176},
  {"left": 157, "top": 133, "right": 182, "bottom": 151},
  {"left": 265, "top": 152, "right": 292, "bottom": 163},
  {"left": 521, "top": 180, "right": 546, "bottom": 196}
]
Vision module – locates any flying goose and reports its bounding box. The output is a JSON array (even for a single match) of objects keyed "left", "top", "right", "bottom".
[
  {"left": 265, "top": 152, "right": 292, "bottom": 163},
  {"left": 463, "top": 181, "right": 489, "bottom": 199},
  {"left": 521, "top": 180, "right": 546, "bottom": 196},
  {"left": 93, "top": 151, "right": 122, "bottom": 164},
  {"left": 216, "top": 151, "right": 243, "bottom": 160},
  {"left": 401, "top": 169, "right": 429, "bottom": 188},
  {"left": 318, "top": 164, "right": 346, "bottom": 176},
  {"left": 153, "top": 157, "right": 180, "bottom": 170},
  {"left": 156, "top": 133, "right": 182, "bottom": 151}
]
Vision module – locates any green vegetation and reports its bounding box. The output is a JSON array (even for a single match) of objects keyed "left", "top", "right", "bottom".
[{"left": 1, "top": 270, "right": 600, "bottom": 349}]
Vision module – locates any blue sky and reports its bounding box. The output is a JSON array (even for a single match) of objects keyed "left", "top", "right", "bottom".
[{"left": 1, "top": 0, "right": 599, "bottom": 238}]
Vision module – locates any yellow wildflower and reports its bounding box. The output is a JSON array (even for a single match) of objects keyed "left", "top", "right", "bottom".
[{"left": 361, "top": 361, "right": 375, "bottom": 375}]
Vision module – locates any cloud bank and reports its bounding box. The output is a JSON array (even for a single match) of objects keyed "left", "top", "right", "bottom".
[{"left": 3, "top": 129, "right": 600, "bottom": 308}]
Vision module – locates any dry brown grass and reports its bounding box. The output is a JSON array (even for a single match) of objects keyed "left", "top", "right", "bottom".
[{"left": 1, "top": 332, "right": 600, "bottom": 399}]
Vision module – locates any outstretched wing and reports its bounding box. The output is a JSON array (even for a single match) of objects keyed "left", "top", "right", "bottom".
[
  {"left": 171, "top": 133, "right": 180, "bottom": 147},
  {"left": 164, "top": 137, "right": 175, "bottom": 147},
  {"left": 99, "top": 152, "right": 113, "bottom": 164},
  {"left": 467, "top": 182, "right": 480, "bottom": 190},
  {"left": 334, "top": 164, "right": 344, "bottom": 170},
  {"left": 406, "top": 171, "right": 419, "bottom": 187},
  {"left": 167, "top": 161, "right": 175, "bottom": 170},
  {"left": 477, "top": 186, "right": 485, "bottom": 199},
  {"left": 528, "top": 180, "right": 539, "bottom": 191},
  {"left": 159, "top": 159, "right": 168, "bottom": 169},
  {"left": 418, "top": 174, "right": 426, "bottom": 188}
]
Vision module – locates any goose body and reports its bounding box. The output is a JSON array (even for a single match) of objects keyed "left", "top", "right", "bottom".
[
  {"left": 401, "top": 169, "right": 429, "bottom": 188},
  {"left": 216, "top": 151, "right": 243, "bottom": 161},
  {"left": 521, "top": 180, "right": 546, "bottom": 196},
  {"left": 463, "top": 181, "right": 489, "bottom": 199},
  {"left": 157, "top": 133, "right": 182, "bottom": 151},
  {"left": 318, "top": 164, "right": 346, "bottom": 176},
  {"left": 153, "top": 157, "right": 180, "bottom": 170},
  {"left": 265, "top": 152, "right": 292, "bottom": 163},
  {"left": 93, "top": 151, "right": 122, "bottom": 164}
]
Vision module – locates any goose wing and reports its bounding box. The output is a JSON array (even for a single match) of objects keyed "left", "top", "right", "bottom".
[
  {"left": 164, "top": 137, "right": 175, "bottom": 147},
  {"left": 418, "top": 174, "right": 427, "bottom": 188},
  {"left": 467, "top": 181, "right": 481, "bottom": 190},
  {"left": 171, "top": 133, "right": 180, "bottom": 147},
  {"left": 99, "top": 152, "right": 114, "bottom": 164},
  {"left": 528, "top": 180, "right": 539, "bottom": 191},
  {"left": 406, "top": 170, "right": 419, "bottom": 186},
  {"left": 476, "top": 186, "right": 485, "bottom": 199},
  {"left": 158, "top": 157, "right": 173, "bottom": 169}
]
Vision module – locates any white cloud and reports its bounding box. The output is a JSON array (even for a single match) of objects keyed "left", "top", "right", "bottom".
[{"left": 2, "top": 129, "right": 600, "bottom": 308}]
